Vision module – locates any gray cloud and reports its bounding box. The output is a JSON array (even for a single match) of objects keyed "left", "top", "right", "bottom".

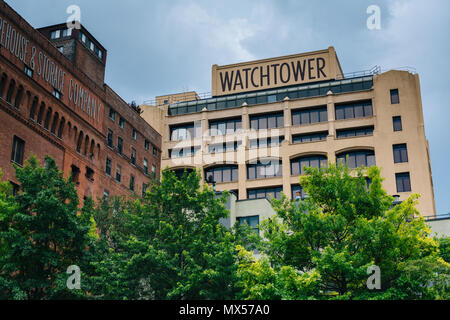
[{"left": 5, "top": 0, "right": 450, "bottom": 214}]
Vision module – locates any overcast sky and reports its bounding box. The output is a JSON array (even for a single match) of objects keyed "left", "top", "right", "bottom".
[{"left": 5, "top": 0, "right": 450, "bottom": 214}]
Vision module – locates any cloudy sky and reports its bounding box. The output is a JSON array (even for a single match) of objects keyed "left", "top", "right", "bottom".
[{"left": 5, "top": 0, "right": 450, "bottom": 214}]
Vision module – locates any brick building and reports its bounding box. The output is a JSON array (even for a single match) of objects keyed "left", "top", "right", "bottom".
[{"left": 0, "top": 0, "right": 161, "bottom": 202}]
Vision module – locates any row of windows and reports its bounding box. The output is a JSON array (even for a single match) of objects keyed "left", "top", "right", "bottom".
[
  {"left": 50, "top": 28, "right": 72, "bottom": 40},
  {"left": 168, "top": 76, "right": 374, "bottom": 116},
  {"left": 292, "top": 132, "right": 327, "bottom": 144},
  {"left": 79, "top": 31, "right": 103, "bottom": 59},
  {"left": 169, "top": 101, "right": 374, "bottom": 143},
  {"left": 335, "top": 100, "right": 373, "bottom": 120},
  {"left": 336, "top": 126, "right": 374, "bottom": 139},
  {"left": 205, "top": 165, "right": 239, "bottom": 184},
  {"left": 1, "top": 70, "right": 100, "bottom": 161},
  {"left": 106, "top": 157, "right": 156, "bottom": 188}
]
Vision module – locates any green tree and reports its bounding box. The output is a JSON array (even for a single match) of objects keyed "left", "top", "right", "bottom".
[
  {"left": 88, "top": 169, "right": 240, "bottom": 300},
  {"left": 0, "top": 156, "right": 94, "bottom": 300},
  {"left": 239, "top": 164, "right": 449, "bottom": 300}
]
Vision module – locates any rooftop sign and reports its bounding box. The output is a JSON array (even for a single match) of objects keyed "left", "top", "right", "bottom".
[{"left": 211, "top": 47, "right": 343, "bottom": 97}]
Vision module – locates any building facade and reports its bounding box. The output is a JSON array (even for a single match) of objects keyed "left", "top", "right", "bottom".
[
  {"left": 142, "top": 47, "right": 436, "bottom": 227},
  {"left": 0, "top": 0, "right": 161, "bottom": 202}
]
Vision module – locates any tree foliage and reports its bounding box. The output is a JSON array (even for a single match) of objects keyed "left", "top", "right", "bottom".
[{"left": 239, "top": 164, "right": 449, "bottom": 300}]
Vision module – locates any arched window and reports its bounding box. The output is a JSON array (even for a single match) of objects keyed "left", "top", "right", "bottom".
[
  {"left": 89, "top": 140, "right": 95, "bottom": 159},
  {"left": 57, "top": 117, "right": 65, "bottom": 138},
  {"left": 84, "top": 135, "right": 89, "bottom": 155},
  {"left": 0, "top": 73, "right": 7, "bottom": 97},
  {"left": 29, "top": 97, "right": 38, "bottom": 120},
  {"left": 44, "top": 107, "right": 52, "bottom": 129},
  {"left": 37, "top": 103, "right": 45, "bottom": 125},
  {"left": 172, "top": 168, "right": 194, "bottom": 180},
  {"left": 291, "top": 155, "right": 327, "bottom": 175},
  {"left": 51, "top": 112, "right": 59, "bottom": 134},
  {"left": 204, "top": 165, "right": 238, "bottom": 183},
  {"left": 6, "top": 79, "right": 15, "bottom": 103},
  {"left": 336, "top": 150, "right": 375, "bottom": 169},
  {"left": 14, "top": 85, "right": 24, "bottom": 109},
  {"left": 76, "top": 131, "right": 84, "bottom": 153}
]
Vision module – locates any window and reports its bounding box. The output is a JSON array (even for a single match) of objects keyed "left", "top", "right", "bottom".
[
  {"left": 24, "top": 65, "right": 33, "bottom": 78},
  {"left": 29, "top": 98, "right": 38, "bottom": 120},
  {"left": 396, "top": 172, "right": 411, "bottom": 192},
  {"left": 291, "top": 185, "right": 306, "bottom": 200},
  {"left": 335, "top": 100, "right": 373, "bottom": 120},
  {"left": 209, "top": 141, "right": 242, "bottom": 153},
  {"left": 169, "top": 146, "right": 200, "bottom": 158},
  {"left": 204, "top": 165, "right": 239, "bottom": 183},
  {"left": 336, "top": 150, "right": 376, "bottom": 169},
  {"left": 291, "top": 155, "right": 327, "bottom": 175},
  {"left": 393, "top": 116, "right": 402, "bottom": 132},
  {"left": 390, "top": 89, "right": 400, "bottom": 104},
  {"left": 116, "top": 165, "right": 122, "bottom": 183},
  {"left": 109, "top": 108, "right": 116, "bottom": 121},
  {"left": 170, "top": 123, "right": 197, "bottom": 141},
  {"left": 85, "top": 166, "right": 94, "bottom": 181},
  {"left": 129, "top": 175, "right": 135, "bottom": 192},
  {"left": 292, "top": 132, "right": 328, "bottom": 144},
  {"left": 153, "top": 147, "right": 158, "bottom": 157},
  {"left": 11, "top": 136, "right": 25, "bottom": 166},
  {"left": 53, "top": 89, "right": 61, "bottom": 100},
  {"left": 117, "top": 137, "right": 123, "bottom": 155},
  {"left": 14, "top": 85, "right": 23, "bottom": 109},
  {"left": 144, "top": 139, "right": 150, "bottom": 151},
  {"left": 247, "top": 159, "right": 282, "bottom": 179},
  {"left": 237, "top": 215, "right": 260, "bottom": 234},
  {"left": 44, "top": 108, "right": 52, "bottom": 129},
  {"left": 292, "top": 106, "right": 327, "bottom": 125},
  {"left": 107, "top": 130, "right": 113, "bottom": 148},
  {"left": 106, "top": 158, "right": 112, "bottom": 176},
  {"left": 6, "top": 79, "right": 15, "bottom": 103},
  {"left": 57, "top": 46, "right": 64, "bottom": 53},
  {"left": 62, "top": 28, "right": 72, "bottom": 37},
  {"left": 103, "top": 190, "right": 110, "bottom": 200},
  {"left": 250, "top": 113, "right": 284, "bottom": 130},
  {"left": 131, "top": 148, "right": 136, "bottom": 165},
  {"left": 143, "top": 158, "right": 148, "bottom": 175},
  {"left": 336, "top": 126, "right": 374, "bottom": 139},
  {"left": 249, "top": 137, "right": 284, "bottom": 149},
  {"left": 10, "top": 181, "right": 19, "bottom": 196},
  {"left": 151, "top": 165, "right": 156, "bottom": 179},
  {"left": 119, "top": 117, "right": 124, "bottom": 129},
  {"left": 248, "top": 187, "right": 282, "bottom": 201},
  {"left": 209, "top": 118, "right": 242, "bottom": 136},
  {"left": 71, "top": 165, "right": 80, "bottom": 185},
  {"left": 132, "top": 129, "right": 138, "bottom": 141},
  {"left": 80, "top": 32, "right": 87, "bottom": 43},
  {"left": 142, "top": 183, "right": 147, "bottom": 197},
  {"left": 50, "top": 30, "right": 60, "bottom": 39},
  {"left": 393, "top": 144, "right": 408, "bottom": 163}
]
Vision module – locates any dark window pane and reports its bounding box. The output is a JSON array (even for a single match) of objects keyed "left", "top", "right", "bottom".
[{"left": 390, "top": 89, "right": 400, "bottom": 104}]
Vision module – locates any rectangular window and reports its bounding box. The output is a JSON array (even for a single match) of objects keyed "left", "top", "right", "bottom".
[
  {"left": 116, "top": 165, "right": 122, "bottom": 183},
  {"left": 57, "top": 46, "right": 64, "bottom": 53},
  {"left": 107, "top": 130, "right": 113, "bottom": 148},
  {"left": 209, "top": 118, "right": 242, "bottom": 136},
  {"left": 335, "top": 100, "right": 373, "bottom": 120},
  {"left": 50, "top": 30, "right": 60, "bottom": 39},
  {"left": 247, "top": 160, "right": 282, "bottom": 179},
  {"left": 109, "top": 108, "right": 116, "bottom": 121},
  {"left": 336, "top": 126, "right": 374, "bottom": 139},
  {"left": 142, "top": 183, "right": 147, "bottom": 197},
  {"left": 292, "top": 106, "right": 327, "bottom": 126},
  {"left": 117, "top": 137, "right": 123, "bottom": 155},
  {"left": 170, "top": 123, "right": 196, "bottom": 141},
  {"left": 62, "top": 28, "right": 72, "bottom": 37},
  {"left": 396, "top": 172, "right": 411, "bottom": 192},
  {"left": 131, "top": 148, "right": 136, "bottom": 165},
  {"left": 249, "top": 137, "right": 284, "bottom": 149},
  {"left": 119, "top": 117, "right": 124, "bottom": 129},
  {"left": 129, "top": 175, "right": 135, "bottom": 192},
  {"left": 152, "top": 165, "right": 156, "bottom": 178},
  {"left": 132, "top": 129, "right": 138, "bottom": 141},
  {"left": 393, "top": 144, "right": 408, "bottom": 163},
  {"left": 24, "top": 65, "right": 33, "bottom": 78},
  {"left": 153, "top": 147, "right": 158, "bottom": 157},
  {"left": 106, "top": 158, "right": 112, "bottom": 176},
  {"left": 143, "top": 158, "right": 148, "bottom": 175},
  {"left": 247, "top": 187, "right": 282, "bottom": 201},
  {"left": 144, "top": 139, "right": 150, "bottom": 151},
  {"left": 11, "top": 136, "right": 25, "bottom": 166},
  {"left": 292, "top": 132, "right": 328, "bottom": 144},
  {"left": 237, "top": 215, "right": 260, "bottom": 234},
  {"left": 103, "top": 190, "right": 110, "bottom": 200},
  {"left": 250, "top": 112, "right": 284, "bottom": 130},
  {"left": 393, "top": 116, "right": 402, "bottom": 132},
  {"left": 390, "top": 89, "right": 400, "bottom": 104},
  {"left": 52, "top": 89, "right": 62, "bottom": 100}
]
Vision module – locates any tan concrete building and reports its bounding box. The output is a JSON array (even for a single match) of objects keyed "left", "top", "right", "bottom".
[{"left": 142, "top": 47, "right": 436, "bottom": 227}]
